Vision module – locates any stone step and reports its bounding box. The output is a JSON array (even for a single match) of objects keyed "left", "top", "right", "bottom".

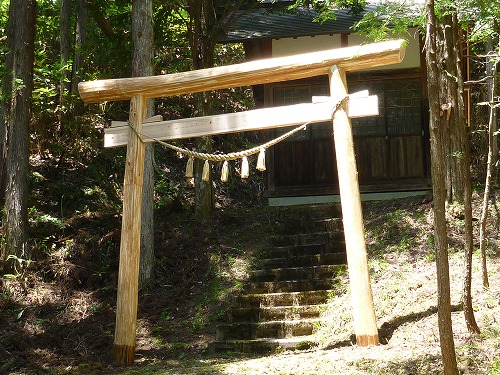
[
  {"left": 211, "top": 203, "right": 345, "bottom": 354},
  {"left": 248, "top": 264, "right": 343, "bottom": 282},
  {"left": 274, "top": 217, "right": 343, "bottom": 235},
  {"left": 244, "top": 278, "right": 335, "bottom": 294},
  {"left": 259, "top": 252, "right": 347, "bottom": 269},
  {"left": 209, "top": 336, "right": 318, "bottom": 354},
  {"left": 228, "top": 304, "right": 328, "bottom": 323},
  {"left": 259, "top": 242, "right": 346, "bottom": 260},
  {"left": 234, "top": 290, "right": 333, "bottom": 308},
  {"left": 216, "top": 319, "right": 322, "bottom": 341},
  {"left": 274, "top": 204, "right": 342, "bottom": 222},
  {"left": 270, "top": 231, "right": 344, "bottom": 247}
]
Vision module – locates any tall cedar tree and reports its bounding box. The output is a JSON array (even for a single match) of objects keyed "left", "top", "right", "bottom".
[
  {"left": 59, "top": 0, "right": 71, "bottom": 126},
  {"left": 478, "top": 37, "right": 499, "bottom": 289},
  {"left": 1, "top": 0, "right": 36, "bottom": 273},
  {"left": 437, "top": 10, "right": 479, "bottom": 334},
  {"left": 131, "top": 0, "right": 155, "bottom": 286},
  {"left": 173, "top": 0, "right": 246, "bottom": 219},
  {"left": 424, "top": 0, "right": 460, "bottom": 373},
  {"left": 70, "top": 0, "right": 88, "bottom": 116}
]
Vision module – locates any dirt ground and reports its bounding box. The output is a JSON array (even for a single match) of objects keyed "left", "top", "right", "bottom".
[{"left": 1, "top": 193, "right": 499, "bottom": 375}]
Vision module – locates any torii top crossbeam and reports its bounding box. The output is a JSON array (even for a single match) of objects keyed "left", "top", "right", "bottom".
[{"left": 79, "top": 39, "right": 405, "bottom": 103}]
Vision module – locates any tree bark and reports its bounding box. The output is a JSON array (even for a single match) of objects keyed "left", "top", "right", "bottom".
[
  {"left": 86, "top": 0, "right": 115, "bottom": 39},
  {"left": 449, "top": 14, "right": 480, "bottom": 334},
  {"left": 194, "top": 126, "right": 214, "bottom": 219},
  {"left": 0, "top": 27, "right": 10, "bottom": 205},
  {"left": 1, "top": 0, "right": 36, "bottom": 273},
  {"left": 438, "top": 16, "right": 462, "bottom": 203},
  {"left": 58, "top": 0, "right": 72, "bottom": 154},
  {"left": 478, "top": 38, "right": 498, "bottom": 289},
  {"left": 424, "top": 1, "right": 460, "bottom": 374},
  {"left": 0, "top": 105, "right": 5, "bottom": 205},
  {"left": 70, "top": 0, "right": 88, "bottom": 116},
  {"left": 186, "top": 0, "right": 217, "bottom": 220},
  {"left": 438, "top": 19, "right": 453, "bottom": 203},
  {"left": 131, "top": 0, "right": 155, "bottom": 287},
  {"left": 59, "top": 0, "right": 72, "bottom": 110}
]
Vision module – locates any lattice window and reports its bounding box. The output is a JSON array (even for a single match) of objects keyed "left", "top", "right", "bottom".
[
  {"left": 350, "top": 80, "right": 423, "bottom": 136},
  {"left": 273, "top": 84, "right": 331, "bottom": 141},
  {"left": 273, "top": 80, "right": 423, "bottom": 139}
]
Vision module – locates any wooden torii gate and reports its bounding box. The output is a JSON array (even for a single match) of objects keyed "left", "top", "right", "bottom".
[{"left": 79, "top": 39, "right": 406, "bottom": 364}]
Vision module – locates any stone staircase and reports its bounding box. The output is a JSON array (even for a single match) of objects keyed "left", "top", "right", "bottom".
[{"left": 210, "top": 204, "right": 347, "bottom": 354}]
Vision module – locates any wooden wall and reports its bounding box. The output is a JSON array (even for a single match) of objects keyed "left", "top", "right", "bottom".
[{"left": 264, "top": 71, "right": 431, "bottom": 197}]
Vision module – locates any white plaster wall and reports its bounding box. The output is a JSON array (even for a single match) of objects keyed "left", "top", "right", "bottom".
[
  {"left": 272, "top": 34, "right": 343, "bottom": 57},
  {"left": 348, "top": 29, "right": 421, "bottom": 70},
  {"left": 272, "top": 28, "right": 422, "bottom": 71}
]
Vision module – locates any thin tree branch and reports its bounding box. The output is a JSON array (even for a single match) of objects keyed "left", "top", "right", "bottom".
[
  {"left": 464, "top": 76, "right": 492, "bottom": 85},
  {"left": 86, "top": 0, "right": 116, "bottom": 39}
]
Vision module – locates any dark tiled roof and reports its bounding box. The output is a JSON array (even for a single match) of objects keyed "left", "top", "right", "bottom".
[{"left": 220, "top": 5, "right": 376, "bottom": 42}]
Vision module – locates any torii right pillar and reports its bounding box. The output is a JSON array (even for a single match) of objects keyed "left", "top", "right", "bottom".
[{"left": 330, "top": 65, "right": 379, "bottom": 346}]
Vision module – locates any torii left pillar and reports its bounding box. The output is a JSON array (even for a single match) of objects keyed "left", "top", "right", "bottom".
[{"left": 114, "top": 94, "right": 147, "bottom": 364}]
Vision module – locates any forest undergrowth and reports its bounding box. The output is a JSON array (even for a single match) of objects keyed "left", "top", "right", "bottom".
[{"left": 1, "top": 148, "right": 500, "bottom": 374}]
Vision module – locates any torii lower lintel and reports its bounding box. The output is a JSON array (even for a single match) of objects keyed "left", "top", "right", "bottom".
[{"left": 104, "top": 92, "right": 378, "bottom": 148}]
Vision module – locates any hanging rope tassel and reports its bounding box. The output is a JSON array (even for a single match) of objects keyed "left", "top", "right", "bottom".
[
  {"left": 202, "top": 159, "right": 210, "bottom": 181},
  {"left": 185, "top": 156, "right": 194, "bottom": 178},
  {"left": 221, "top": 160, "right": 229, "bottom": 182},
  {"left": 241, "top": 156, "right": 249, "bottom": 179},
  {"left": 256, "top": 148, "right": 266, "bottom": 171}
]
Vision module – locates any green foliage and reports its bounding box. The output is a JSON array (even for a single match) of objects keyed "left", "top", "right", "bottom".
[
  {"left": 354, "top": 1, "right": 424, "bottom": 41},
  {"left": 32, "top": 212, "right": 66, "bottom": 230},
  {"left": 426, "top": 249, "right": 436, "bottom": 262},
  {"left": 2, "top": 254, "right": 33, "bottom": 279},
  {"left": 160, "top": 308, "right": 174, "bottom": 321},
  {"left": 154, "top": 5, "right": 192, "bottom": 73},
  {"left": 154, "top": 176, "right": 181, "bottom": 210},
  {"left": 457, "top": 0, "right": 500, "bottom": 41},
  {"left": 294, "top": 0, "right": 499, "bottom": 45},
  {"left": 492, "top": 361, "right": 500, "bottom": 375},
  {"left": 291, "top": 0, "right": 366, "bottom": 23}
]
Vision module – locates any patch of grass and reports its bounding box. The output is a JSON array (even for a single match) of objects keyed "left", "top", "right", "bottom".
[
  {"left": 426, "top": 249, "right": 436, "bottom": 262},
  {"left": 369, "top": 256, "right": 389, "bottom": 276},
  {"left": 491, "top": 360, "right": 500, "bottom": 375}
]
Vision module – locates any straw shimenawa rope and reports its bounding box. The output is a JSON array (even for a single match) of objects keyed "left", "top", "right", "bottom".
[
  {"left": 127, "top": 95, "right": 349, "bottom": 180},
  {"left": 155, "top": 121, "right": 309, "bottom": 162}
]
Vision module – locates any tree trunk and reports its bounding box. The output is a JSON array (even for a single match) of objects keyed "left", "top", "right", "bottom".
[
  {"left": 139, "top": 138, "right": 155, "bottom": 287},
  {"left": 439, "top": 16, "right": 463, "bottom": 203},
  {"left": 448, "top": 13, "right": 480, "bottom": 334},
  {"left": 0, "top": 26, "right": 10, "bottom": 205},
  {"left": 424, "top": 1, "right": 460, "bottom": 374},
  {"left": 59, "top": 0, "right": 72, "bottom": 114},
  {"left": 0, "top": 102, "right": 5, "bottom": 205},
  {"left": 187, "top": 0, "right": 217, "bottom": 220},
  {"left": 437, "top": 18, "right": 452, "bottom": 202},
  {"left": 478, "top": 38, "right": 498, "bottom": 289},
  {"left": 131, "top": 0, "right": 155, "bottom": 287},
  {"left": 194, "top": 130, "right": 214, "bottom": 219},
  {"left": 1, "top": 0, "right": 36, "bottom": 273},
  {"left": 86, "top": 0, "right": 115, "bottom": 39},
  {"left": 58, "top": 0, "right": 72, "bottom": 163},
  {"left": 70, "top": 0, "right": 88, "bottom": 116}
]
